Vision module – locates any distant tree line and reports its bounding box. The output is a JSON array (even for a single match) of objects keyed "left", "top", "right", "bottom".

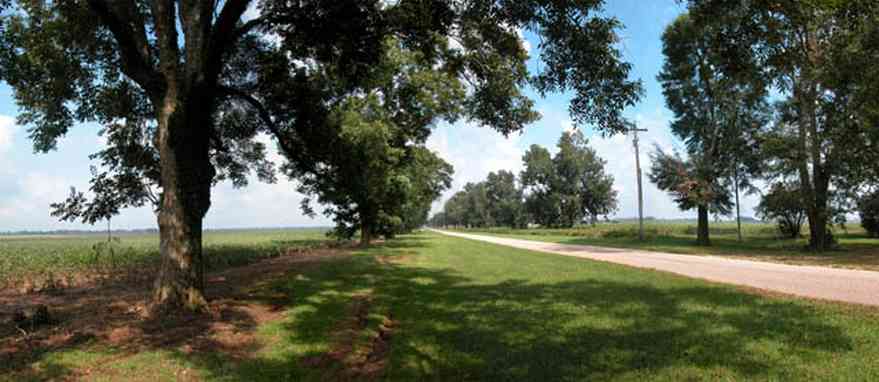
[{"left": 429, "top": 130, "right": 618, "bottom": 229}]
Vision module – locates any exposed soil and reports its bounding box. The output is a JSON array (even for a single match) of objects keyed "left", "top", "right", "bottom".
[
  {"left": 0, "top": 246, "right": 350, "bottom": 379},
  {"left": 300, "top": 294, "right": 398, "bottom": 381}
]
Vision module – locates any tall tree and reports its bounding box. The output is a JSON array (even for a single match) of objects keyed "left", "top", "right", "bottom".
[
  {"left": 555, "top": 131, "right": 618, "bottom": 225},
  {"left": 686, "top": 0, "right": 879, "bottom": 250},
  {"left": 649, "top": 148, "right": 733, "bottom": 245},
  {"left": 0, "top": 0, "right": 303, "bottom": 311},
  {"left": 657, "top": 12, "right": 767, "bottom": 245},
  {"left": 442, "top": 190, "right": 470, "bottom": 228},
  {"left": 396, "top": 148, "right": 455, "bottom": 234},
  {"left": 287, "top": 38, "right": 458, "bottom": 246},
  {"left": 461, "top": 182, "right": 494, "bottom": 228},
  {"left": 521, "top": 144, "right": 562, "bottom": 227},
  {"left": 484, "top": 170, "right": 526, "bottom": 228},
  {"left": 521, "top": 130, "right": 618, "bottom": 228},
  {"left": 0, "top": 0, "right": 641, "bottom": 310}
]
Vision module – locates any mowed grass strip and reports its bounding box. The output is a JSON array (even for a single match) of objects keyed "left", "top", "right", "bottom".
[
  {"left": 453, "top": 223, "right": 879, "bottom": 271},
  {"left": 7, "top": 232, "right": 879, "bottom": 381}
]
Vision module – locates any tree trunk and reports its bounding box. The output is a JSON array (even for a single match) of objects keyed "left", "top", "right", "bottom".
[
  {"left": 734, "top": 167, "right": 742, "bottom": 242},
  {"left": 360, "top": 215, "right": 372, "bottom": 247},
  {"left": 151, "top": 91, "right": 215, "bottom": 312},
  {"left": 795, "top": 28, "right": 832, "bottom": 252},
  {"left": 808, "top": 177, "right": 831, "bottom": 250},
  {"left": 697, "top": 205, "right": 711, "bottom": 246},
  {"left": 797, "top": 86, "right": 831, "bottom": 251}
]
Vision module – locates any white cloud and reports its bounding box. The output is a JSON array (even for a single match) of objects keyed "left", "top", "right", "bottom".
[
  {"left": 589, "top": 110, "right": 762, "bottom": 220},
  {"left": 516, "top": 28, "right": 532, "bottom": 54},
  {"left": 205, "top": 135, "right": 331, "bottom": 229},
  {"left": 0, "top": 115, "right": 17, "bottom": 176},
  {"left": 206, "top": 177, "right": 331, "bottom": 229},
  {"left": 589, "top": 111, "right": 685, "bottom": 219},
  {"left": 560, "top": 119, "right": 576, "bottom": 134},
  {"left": 427, "top": 121, "right": 525, "bottom": 212},
  {"left": 0, "top": 115, "right": 14, "bottom": 155},
  {"left": 0, "top": 172, "right": 77, "bottom": 229},
  {"left": 0, "top": 128, "right": 331, "bottom": 231}
]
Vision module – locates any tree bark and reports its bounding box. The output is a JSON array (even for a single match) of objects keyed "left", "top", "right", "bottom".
[
  {"left": 796, "top": 82, "right": 831, "bottom": 251},
  {"left": 795, "top": 24, "right": 832, "bottom": 252},
  {"left": 697, "top": 205, "right": 711, "bottom": 246},
  {"left": 151, "top": 91, "right": 215, "bottom": 312},
  {"left": 809, "top": 175, "right": 831, "bottom": 250},
  {"left": 360, "top": 218, "right": 372, "bottom": 247},
  {"left": 734, "top": 167, "right": 742, "bottom": 242}
]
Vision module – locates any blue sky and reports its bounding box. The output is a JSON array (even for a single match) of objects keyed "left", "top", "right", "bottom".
[{"left": 0, "top": 0, "right": 762, "bottom": 232}]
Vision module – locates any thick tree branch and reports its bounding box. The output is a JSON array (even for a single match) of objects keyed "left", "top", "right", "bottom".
[
  {"left": 217, "top": 85, "right": 297, "bottom": 159},
  {"left": 151, "top": 0, "right": 180, "bottom": 89},
  {"left": 86, "top": 0, "right": 160, "bottom": 94},
  {"left": 180, "top": 0, "right": 215, "bottom": 86},
  {"left": 117, "top": 0, "right": 152, "bottom": 65},
  {"left": 205, "top": 0, "right": 254, "bottom": 85}
]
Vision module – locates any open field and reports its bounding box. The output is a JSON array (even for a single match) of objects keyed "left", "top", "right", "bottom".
[
  {"left": 449, "top": 222, "right": 879, "bottom": 271},
  {"left": 3, "top": 230, "right": 879, "bottom": 380},
  {"left": 0, "top": 229, "right": 330, "bottom": 291}
]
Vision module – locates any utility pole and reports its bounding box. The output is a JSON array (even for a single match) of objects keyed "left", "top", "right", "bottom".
[{"left": 627, "top": 124, "right": 648, "bottom": 241}]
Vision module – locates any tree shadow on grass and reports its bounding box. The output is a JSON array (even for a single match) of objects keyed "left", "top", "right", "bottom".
[
  {"left": 379, "top": 235, "right": 433, "bottom": 249},
  {"left": 0, "top": 242, "right": 346, "bottom": 381},
  {"left": 174, "top": 235, "right": 860, "bottom": 381},
  {"left": 0, "top": 285, "right": 269, "bottom": 381}
]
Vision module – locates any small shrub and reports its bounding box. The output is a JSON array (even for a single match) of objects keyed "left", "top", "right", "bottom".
[
  {"left": 756, "top": 182, "right": 806, "bottom": 239},
  {"left": 859, "top": 191, "right": 879, "bottom": 237}
]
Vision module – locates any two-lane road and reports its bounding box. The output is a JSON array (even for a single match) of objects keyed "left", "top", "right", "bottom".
[{"left": 430, "top": 229, "right": 879, "bottom": 306}]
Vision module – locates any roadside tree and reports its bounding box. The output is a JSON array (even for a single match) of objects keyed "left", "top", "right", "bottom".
[{"left": 0, "top": 0, "right": 641, "bottom": 310}]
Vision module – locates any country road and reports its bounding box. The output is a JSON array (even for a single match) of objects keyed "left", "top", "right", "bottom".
[{"left": 430, "top": 229, "right": 879, "bottom": 307}]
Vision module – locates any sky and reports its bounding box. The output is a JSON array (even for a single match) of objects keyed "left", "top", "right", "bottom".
[{"left": 0, "top": 0, "right": 763, "bottom": 232}]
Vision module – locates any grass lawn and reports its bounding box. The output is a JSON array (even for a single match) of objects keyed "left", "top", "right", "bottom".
[
  {"left": 451, "top": 223, "right": 879, "bottom": 271},
  {"left": 4, "top": 231, "right": 879, "bottom": 381}
]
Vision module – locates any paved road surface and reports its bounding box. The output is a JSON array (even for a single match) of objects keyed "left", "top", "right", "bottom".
[{"left": 430, "top": 229, "right": 879, "bottom": 307}]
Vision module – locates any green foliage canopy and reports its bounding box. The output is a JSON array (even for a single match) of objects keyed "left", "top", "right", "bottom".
[
  {"left": 755, "top": 182, "right": 806, "bottom": 239},
  {"left": 520, "top": 130, "right": 617, "bottom": 228},
  {"left": 685, "top": 0, "right": 879, "bottom": 249}
]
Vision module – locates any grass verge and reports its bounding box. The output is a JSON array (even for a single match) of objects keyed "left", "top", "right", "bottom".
[{"left": 451, "top": 223, "right": 879, "bottom": 271}]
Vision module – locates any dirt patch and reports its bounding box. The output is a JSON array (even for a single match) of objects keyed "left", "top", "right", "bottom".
[
  {"left": 0, "top": 247, "right": 350, "bottom": 377},
  {"left": 301, "top": 294, "right": 398, "bottom": 380},
  {"left": 376, "top": 254, "right": 414, "bottom": 265},
  {"left": 361, "top": 313, "right": 397, "bottom": 376}
]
